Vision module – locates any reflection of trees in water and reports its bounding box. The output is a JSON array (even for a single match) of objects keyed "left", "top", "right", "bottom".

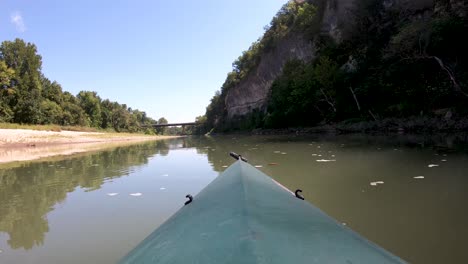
[
  {"left": 0, "top": 141, "right": 164, "bottom": 250},
  {"left": 7, "top": 134, "right": 460, "bottom": 250},
  {"left": 154, "top": 140, "right": 170, "bottom": 156}
]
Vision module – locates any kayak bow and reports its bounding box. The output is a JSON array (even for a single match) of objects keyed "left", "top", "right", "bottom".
[{"left": 119, "top": 156, "right": 406, "bottom": 264}]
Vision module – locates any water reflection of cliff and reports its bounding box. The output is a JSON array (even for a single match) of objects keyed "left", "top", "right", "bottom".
[{"left": 0, "top": 140, "right": 171, "bottom": 250}]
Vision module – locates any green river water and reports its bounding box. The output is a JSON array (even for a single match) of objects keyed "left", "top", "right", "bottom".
[{"left": 0, "top": 134, "right": 467, "bottom": 264}]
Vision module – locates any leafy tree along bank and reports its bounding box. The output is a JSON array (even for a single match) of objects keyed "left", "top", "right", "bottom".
[{"left": 0, "top": 39, "right": 165, "bottom": 133}]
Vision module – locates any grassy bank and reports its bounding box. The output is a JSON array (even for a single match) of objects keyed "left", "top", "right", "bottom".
[
  {"left": 0, "top": 122, "right": 101, "bottom": 132},
  {"left": 0, "top": 123, "right": 132, "bottom": 133}
]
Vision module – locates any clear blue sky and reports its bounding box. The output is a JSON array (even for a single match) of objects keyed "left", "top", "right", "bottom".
[{"left": 1, "top": 0, "right": 287, "bottom": 122}]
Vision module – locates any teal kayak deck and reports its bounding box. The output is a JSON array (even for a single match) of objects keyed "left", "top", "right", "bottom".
[{"left": 119, "top": 160, "right": 406, "bottom": 264}]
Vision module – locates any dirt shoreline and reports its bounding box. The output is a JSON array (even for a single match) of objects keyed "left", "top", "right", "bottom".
[{"left": 0, "top": 129, "right": 178, "bottom": 164}]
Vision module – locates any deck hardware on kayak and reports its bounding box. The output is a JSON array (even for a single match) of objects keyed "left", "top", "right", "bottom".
[
  {"left": 184, "top": 194, "right": 193, "bottom": 205},
  {"left": 229, "top": 152, "right": 248, "bottom": 162},
  {"left": 295, "top": 189, "right": 305, "bottom": 200}
]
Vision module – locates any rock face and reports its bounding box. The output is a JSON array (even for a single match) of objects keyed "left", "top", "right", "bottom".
[
  {"left": 225, "top": 33, "right": 315, "bottom": 118},
  {"left": 223, "top": 0, "right": 437, "bottom": 119}
]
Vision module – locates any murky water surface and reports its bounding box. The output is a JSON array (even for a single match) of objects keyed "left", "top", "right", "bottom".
[{"left": 1, "top": 134, "right": 467, "bottom": 264}]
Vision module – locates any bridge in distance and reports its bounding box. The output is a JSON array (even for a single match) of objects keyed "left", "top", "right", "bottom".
[{"left": 141, "top": 122, "right": 197, "bottom": 128}]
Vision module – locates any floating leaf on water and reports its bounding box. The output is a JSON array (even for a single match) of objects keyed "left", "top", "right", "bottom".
[
  {"left": 414, "top": 176, "right": 425, "bottom": 179},
  {"left": 281, "top": 152, "right": 287, "bottom": 155},
  {"left": 160, "top": 187, "right": 166, "bottom": 190},
  {"left": 130, "top": 193, "right": 142, "bottom": 196},
  {"left": 428, "top": 164, "right": 439, "bottom": 168},
  {"left": 107, "top": 193, "right": 119, "bottom": 196},
  {"left": 316, "top": 159, "right": 336, "bottom": 162},
  {"left": 254, "top": 165, "right": 263, "bottom": 168},
  {"left": 441, "top": 159, "right": 447, "bottom": 162}
]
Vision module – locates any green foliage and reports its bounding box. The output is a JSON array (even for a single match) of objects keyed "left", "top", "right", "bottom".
[
  {"left": 266, "top": 57, "right": 340, "bottom": 128},
  {"left": 0, "top": 60, "right": 15, "bottom": 88},
  {"left": 77, "top": 91, "right": 102, "bottom": 128},
  {"left": 155, "top": 117, "right": 168, "bottom": 135},
  {"left": 40, "top": 99, "right": 63, "bottom": 124},
  {"left": 205, "top": 0, "right": 468, "bottom": 131},
  {"left": 0, "top": 38, "right": 158, "bottom": 132}
]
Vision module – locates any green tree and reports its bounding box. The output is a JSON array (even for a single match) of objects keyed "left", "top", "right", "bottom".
[
  {"left": 156, "top": 117, "right": 168, "bottom": 135},
  {"left": 111, "top": 103, "right": 130, "bottom": 132},
  {"left": 0, "top": 60, "right": 15, "bottom": 88},
  {"left": 77, "top": 91, "right": 102, "bottom": 127},
  {"left": 312, "top": 56, "right": 339, "bottom": 113},
  {"left": 61, "top": 91, "right": 89, "bottom": 126},
  {"left": 0, "top": 39, "right": 44, "bottom": 123},
  {"left": 42, "top": 77, "right": 64, "bottom": 104},
  {"left": 0, "top": 61, "right": 15, "bottom": 122}
]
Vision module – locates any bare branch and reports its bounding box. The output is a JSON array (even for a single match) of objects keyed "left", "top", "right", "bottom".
[
  {"left": 368, "top": 110, "right": 378, "bottom": 121},
  {"left": 349, "top": 86, "right": 361, "bottom": 111},
  {"left": 319, "top": 87, "right": 337, "bottom": 112},
  {"left": 430, "top": 56, "right": 468, "bottom": 98}
]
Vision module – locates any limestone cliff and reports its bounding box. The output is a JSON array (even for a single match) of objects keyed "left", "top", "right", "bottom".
[
  {"left": 223, "top": 0, "right": 438, "bottom": 119},
  {"left": 225, "top": 33, "right": 315, "bottom": 118}
]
